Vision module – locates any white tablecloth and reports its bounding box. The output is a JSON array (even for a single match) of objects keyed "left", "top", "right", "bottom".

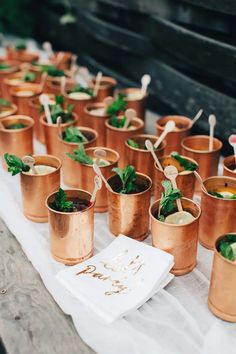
[{"left": 1, "top": 139, "right": 236, "bottom": 354}]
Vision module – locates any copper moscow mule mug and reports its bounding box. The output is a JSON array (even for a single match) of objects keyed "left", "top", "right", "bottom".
[
  {"left": 0, "top": 102, "right": 17, "bottom": 119},
  {"left": 9, "top": 83, "right": 42, "bottom": 116},
  {"left": 116, "top": 88, "right": 148, "bottom": 120},
  {"left": 223, "top": 155, "right": 236, "bottom": 179},
  {"left": 59, "top": 127, "right": 98, "bottom": 186},
  {"left": 181, "top": 135, "right": 222, "bottom": 192},
  {"left": 46, "top": 189, "right": 94, "bottom": 265},
  {"left": 106, "top": 116, "right": 144, "bottom": 168},
  {"left": 0, "top": 60, "right": 20, "bottom": 97},
  {"left": 153, "top": 155, "right": 198, "bottom": 200},
  {"left": 84, "top": 102, "right": 109, "bottom": 146},
  {"left": 199, "top": 176, "right": 236, "bottom": 249},
  {"left": 156, "top": 115, "right": 192, "bottom": 155},
  {"left": 20, "top": 155, "right": 61, "bottom": 222},
  {"left": 208, "top": 234, "right": 236, "bottom": 322},
  {"left": 0, "top": 115, "right": 34, "bottom": 169},
  {"left": 40, "top": 112, "right": 78, "bottom": 159},
  {"left": 150, "top": 198, "right": 201, "bottom": 275},
  {"left": 125, "top": 134, "right": 166, "bottom": 184},
  {"left": 68, "top": 147, "right": 119, "bottom": 212},
  {"left": 107, "top": 173, "right": 152, "bottom": 241},
  {"left": 90, "top": 76, "right": 117, "bottom": 102}
]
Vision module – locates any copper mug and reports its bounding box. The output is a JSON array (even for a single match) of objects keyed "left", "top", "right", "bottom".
[
  {"left": 125, "top": 134, "right": 166, "bottom": 185},
  {"left": 150, "top": 198, "right": 201, "bottom": 275},
  {"left": 40, "top": 112, "right": 78, "bottom": 159},
  {"left": 90, "top": 76, "right": 117, "bottom": 102},
  {"left": 107, "top": 173, "right": 152, "bottom": 241},
  {"left": 181, "top": 135, "right": 222, "bottom": 192},
  {"left": 153, "top": 155, "right": 198, "bottom": 200},
  {"left": 46, "top": 189, "right": 94, "bottom": 265},
  {"left": 45, "top": 76, "right": 75, "bottom": 95},
  {"left": 6, "top": 47, "right": 39, "bottom": 63},
  {"left": 0, "top": 115, "right": 34, "bottom": 169},
  {"left": 223, "top": 155, "right": 236, "bottom": 178},
  {"left": 0, "top": 60, "right": 20, "bottom": 97},
  {"left": 9, "top": 83, "right": 42, "bottom": 116},
  {"left": 0, "top": 102, "right": 17, "bottom": 119},
  {"left": 59, "top": 127, "right": 98, "bottom": 186},
  {"left": 208, "top": 233, "right": 236, "bottom": 322},
  {"left": 84, "top": 102, "right": 109, "bottom": 146},
  {"left": 67, "top": 147, "right": 119, "bottom": 212},
  {"left": 116, "top": 88, "right": 148, "bottom": 120},
  {"left": 63, "top": 90, "right": 94, "bottom": 125},
  {"left": 2, "top": 71, "right": 37, "bottom": 101},
  {"left": 105, "top": 116, "right": 144, "bottom": 168},
  {"left": 199, "top": 176, "right": 236, "bottom": 249},
  {"left": 156, "top": 115, "right": 192, "bottom": 154},
  {"left": 29, "top": 94, "right": 56, "bottom": 144},
  {"left": 20, "top": 155, "right": 61, "bottom": 222}
]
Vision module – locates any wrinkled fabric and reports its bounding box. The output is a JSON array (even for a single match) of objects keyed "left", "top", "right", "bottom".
[{"left": 0, "top": 140, "right": 235, "bottom": 354}]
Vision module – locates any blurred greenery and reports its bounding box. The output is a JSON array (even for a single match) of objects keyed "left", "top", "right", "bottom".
[
  {"left": 0, "top": 0, "right": 74, "bottom": 37},
  {"left": 0, "top": 0, "right": 39, "bottom": 37}
]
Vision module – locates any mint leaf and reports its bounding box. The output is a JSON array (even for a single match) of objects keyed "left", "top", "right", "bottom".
[
  {"left": 24, "top": 72, "right": 36, "bottom": 82},
  {"left": 66, "top": 144, "right": 93, "bottom": 165},
  {"left": 0, "top": 98, "right": 11, "bottom": 106},
  {"left": 128, "top": 139, "right": 139, "bottom": 149},
  {"left": 171, "top": 152, "right": 197, "bottom": 171},
  {"left": 63, "top": 127, "right": 88, "bottom": 143},
  {"left": 112, "top": 165, "right": 137, "bottom": 194},
  {"left": 69, "top": 84, "right": 93, "bottom": 96},
  {"left": 4, "top": 153, "right": 30, "bottom": 176},
  {"left": 106, "top": 94, "right": 127, "bottom": 115},
  {"left": 50, "top": 188, "right": 74, "bottom": 212},
  {"left": 158, "top": 180, "right": 182, "bottom": 219}
]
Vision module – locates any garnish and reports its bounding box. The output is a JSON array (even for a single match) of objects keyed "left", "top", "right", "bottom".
[
  {"left": 171, "top": 152, "right": 197, "bottom": 171},
  {"left": 218, "top": 234, "right": 236, "bottom": 261},
  {"left": 49, "top": 188, "right": 74, "bottom": 212},
  {"left": 106, "top": 93, "right": 127, "bottom": 115},
  {"left": 127, "top": 139, "right": 139, "bottom": 149},
  {"left": 24, "top": 72, "right": 36, "bottom": 82},
  {"left": 33, "top": 62, "right": 56, "bottom": 72},
  {"left": 66, "top": 144, "right": 93, "bottom": 165},
  {"left": 15, "top": 42, "right": 26, "bottom": 50},
  {"left": 63, "top": 126, "right": 88, "bottom": 143},
  {"left": 41, "top": 95, "right": 74, "bottom": 124},
  {"left": 69, "top": 84, "right": 94, "bottom": 97},
  {"left": 0, "top": 98, "right": 11, "bottom": 107},
  {"left": 4, "top": 153, "right": 30, "bottom": 176},
  {"left": 0, "top": 63, "right": 11, "bottom": 70},
  {"left": 112, "top": 165, "right": 137, "bottom": 194},
  {"left": 109, "top": 115, "right": 127, "bottom": 128},
  {"left": 46, "top": 68, "right": 65, "bottom": 77},
  {"left": 157, "top": 180, "right": 182, "bottom": 221},
  {"left": 208, "top": 191, "right": 236, "bottom": 199},
  {"left": 7, "top": 123, "right": 26, "bottom": 129}
]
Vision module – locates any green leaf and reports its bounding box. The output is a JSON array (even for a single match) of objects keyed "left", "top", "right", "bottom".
[
  {"left": 0, "top": 63, "right": 11, "bottom": 70},
  {"left": 66, "top": 144, "right": 93, "bottom": 165},
  {"left": 70, "top": 84, "right": 93, "bottom": 96},
  {"left": 49, "top": 97, "right": 73, "bottom": 124},
  {"left": 226, "top": 234, "right": 236, "bottom": 242},
  {"left": 208, "top": 191, "right": 224, "bottom": 198},
  {"left": 127, "top": 139, "right": 139, "bottom": 149},
  {"left": 171, "top": 152, "right": 198, "bottom": 171},
  {"left": 106, "top": 94, "right": 127, "bottom": 115},
  {"left": 158, "top": 179, "right": 182, "bottom": 219},
  {"left": 24, "top": 72, "right": 36, "bottom": 82},
  {"left": 46, "top": 68, "right": 65, "bottom": 77},
  {"left": 63, "top": 127, "right": 88, "bottom": 143},
  {"left": 4, "top": 153, "right": 30, "bottom": 176},
  {"left": 220, "top": 242, "right": 234, "bottom": 261},
  {"left": 109, "top": 115, "right": 127, "bottom": 128},
  {"left": 50, "top": 188, "right": 74, "bottom": 212},
  {"left": 7, "top": 123, "right": 26, "bottom": 129},
  {"left": 55, "top": 95, "right": 64, "bottom": 105},
  {"left": 15, "top": 42, "right": 26, "bottom": 50},
  {"left": 112, "top": 165, "right": 137, "bottom": 194},
  {"left": 0, "top": 98, "right": 11, "bottom": 106}
]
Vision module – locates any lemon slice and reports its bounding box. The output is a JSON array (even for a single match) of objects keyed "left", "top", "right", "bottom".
[
  {"left": 230, "top": 242, "right": 236, "bottom": 261},
  {"left": 90, "top": 108, "right": 105, "bottom": 116},
  {"left": 68, "top": 92, "right": 91, "bottom": 100},
  {"left": 16, "top": 90, "right": 34, "bottom": 97},
  {"left": 165, "top": 211, "right": 195, "bottom": 225},
  {"left": 27, "top": 165, "right": 56, "bottom": 175}
]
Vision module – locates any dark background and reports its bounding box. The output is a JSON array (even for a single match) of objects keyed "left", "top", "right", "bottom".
[{"left": 1, "top": 0, "right": 236, "bottom": 154}]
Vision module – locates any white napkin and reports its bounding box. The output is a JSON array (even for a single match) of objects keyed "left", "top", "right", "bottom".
[{"left": 57, "top": 234, "right": 174, "bottom": 323}]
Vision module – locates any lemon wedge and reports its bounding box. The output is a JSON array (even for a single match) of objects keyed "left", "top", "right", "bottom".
[
  {"left": 165, "top": 211, "right": 195, "bottom": 225},
  {"left": 68, "top": 92, "right": 91, "bottom": 100}
]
